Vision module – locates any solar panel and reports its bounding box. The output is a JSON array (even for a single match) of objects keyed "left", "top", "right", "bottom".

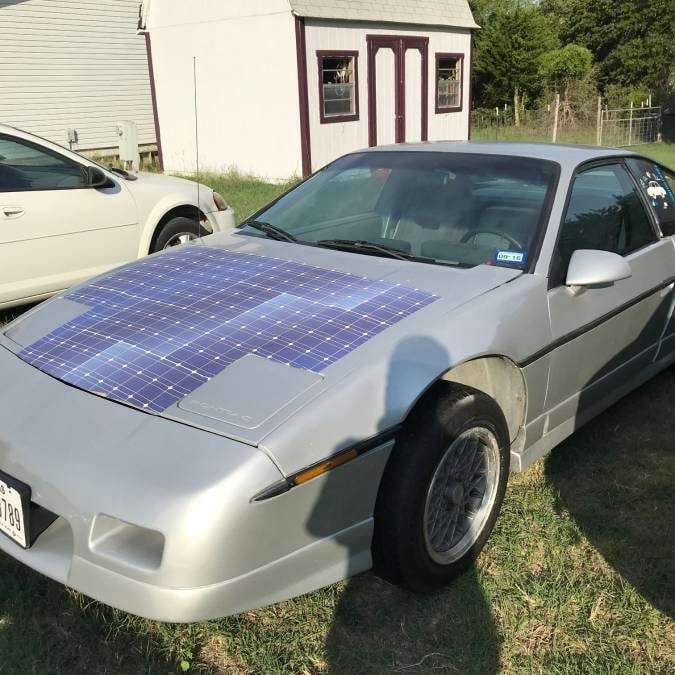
[{"left": 19, "top": 246, "right": 438, "bottom": 413}]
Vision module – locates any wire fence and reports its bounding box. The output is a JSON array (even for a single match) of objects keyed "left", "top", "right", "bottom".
[{"left": 472, "top": 97, "right": 662, "bottom": 147}]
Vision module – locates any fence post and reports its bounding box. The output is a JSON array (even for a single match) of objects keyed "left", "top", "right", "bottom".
[
  {"left": 628, "top": 101, "right": 633, "bottom": 145},
  {"left": 596, "top": 96, "right": 602, "bottom": 145},
  {"left": 552, "top": 93, "right": 560, "bottom": 143}
]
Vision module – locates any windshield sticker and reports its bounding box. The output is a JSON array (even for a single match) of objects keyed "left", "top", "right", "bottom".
[
  {"left": 494, "top": 250, "right": 526, "bottom": 265},
  {"left": 637, "top": 165, "right": 673, "bottom": 211}
]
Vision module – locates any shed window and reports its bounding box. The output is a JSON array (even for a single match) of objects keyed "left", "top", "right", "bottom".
[
  {"left": 318, "top": 52, "right": 359, "bottom": 123},
  {"left": 436, "top": 54, "right": 463, "bottom": 112}
]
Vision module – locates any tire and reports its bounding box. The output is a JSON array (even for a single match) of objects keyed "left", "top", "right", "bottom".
[
  {"left": 151, "top": 216, "right": 209, "bottom": 253},
  {"left": 372, "top": 383, "right": 510, "bottom": 592}
]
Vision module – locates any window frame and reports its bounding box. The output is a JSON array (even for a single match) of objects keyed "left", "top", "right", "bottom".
[
  {"left": 317, "top": 50, "right": 360, "bottom": 124},
  {"left": 547, "top": 158, "right": 661, "bottom": 288},
  {"left": 435, "top": 52, "right": 464, "bottom": 114},
  {"left": 0, "top": 133, "right": 88, "bottom": 193}
]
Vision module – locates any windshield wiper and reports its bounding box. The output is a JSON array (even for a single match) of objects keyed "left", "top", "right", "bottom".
[
  {"left": 316, "top": 239, "right": 424, "bottom": 262},
  {"left": 241, "top": 220, "right": 298, "bottom": 243}
]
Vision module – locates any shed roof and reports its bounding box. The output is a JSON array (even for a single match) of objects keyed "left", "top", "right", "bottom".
[{"left": 289, "top": 0, "right": 478, "bottom": 29}]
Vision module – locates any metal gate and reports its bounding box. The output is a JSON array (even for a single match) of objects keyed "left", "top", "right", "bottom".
[{"left": 599, "top": 106, "right": 661, "bottom": 147}]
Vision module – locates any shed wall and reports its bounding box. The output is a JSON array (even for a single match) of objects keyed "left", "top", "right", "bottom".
[
  {"left": 305, "top": 20, "right": 471, "bottom": 171},
  {"left": 145, "top": 1, "right": 302, "bottom": 181},
  {"left": 0, "top": 0, "right": 155, "bottom": 151}
]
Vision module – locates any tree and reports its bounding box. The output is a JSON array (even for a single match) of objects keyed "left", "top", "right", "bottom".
[
  {"left": 539, "top": 44, "right": 593, "bottom": 126},
  {"left": 539, "top": 0, "right": 675, "bottom": 101},
  {"left": 471, "top": 1, "right": 558, "bottom": 115}
]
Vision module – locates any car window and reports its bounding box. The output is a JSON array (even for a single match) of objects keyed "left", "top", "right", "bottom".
[
  {"left": 246, "top": 151, "right": 559, "bottom": 269},
  {"left": 0, "top": 135, "right": 87, "bottom": 192},
  {"left": 626, "top": 158, "right": 675, "bottom": 236},
  {"left": 550, "top": 163, "right": 657, "bottom": 286}
]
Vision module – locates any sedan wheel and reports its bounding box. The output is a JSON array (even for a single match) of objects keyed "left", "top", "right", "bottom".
[{"left": 151, "top": 216, "right": 209, "bottom": 253}]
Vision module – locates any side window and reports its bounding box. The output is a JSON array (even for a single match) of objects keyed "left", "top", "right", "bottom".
[
  {"left": 550, "top": 164, "right": 657, "bottom": 286},
  {"left": 0, "top": 136, "right": 86, "bottom": 192},
  {"left": 626, "top": 158, "right": 675, "bottom": 236}
]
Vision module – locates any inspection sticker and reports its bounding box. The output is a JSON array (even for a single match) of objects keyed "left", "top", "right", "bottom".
[{"left": 494, "top": 250, "right": 526, "bottom": 265}]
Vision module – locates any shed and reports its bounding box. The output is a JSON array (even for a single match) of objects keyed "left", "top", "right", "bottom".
[
  {"left": 141, "top": 0, "right": 477, "bottom": 180},
  {"left": 0, "top": 0, "right": 156, "bottom": 154}
]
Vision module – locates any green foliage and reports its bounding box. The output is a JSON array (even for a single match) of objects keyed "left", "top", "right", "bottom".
[
  {"left": 472, "top": 0, "right": 558, "bottom": 107},
  {"left": 539, "top": 0, "right": 675, "bottom": 100},
  {"left": 539, "top": 44, "right": 593, "bottom": 90}
]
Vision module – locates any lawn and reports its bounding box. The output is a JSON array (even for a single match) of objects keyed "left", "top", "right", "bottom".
[{"left": 0, "top": 168, "right": 673, "bottom": 674}]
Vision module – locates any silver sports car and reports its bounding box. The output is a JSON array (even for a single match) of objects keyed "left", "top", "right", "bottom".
[{"left": 0, "top": 143, "right": 673, "bottom": 622}]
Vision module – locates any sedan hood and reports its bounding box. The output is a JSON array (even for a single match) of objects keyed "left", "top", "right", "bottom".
[{"left": 2, "top": 233, "right": 520, "bottom": 446}]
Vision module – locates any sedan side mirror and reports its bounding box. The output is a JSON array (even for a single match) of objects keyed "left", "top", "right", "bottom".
[
  {"left": 565, "top": 249, "right": 632, "bottom": 288},
  {"left": 85, "top": 166, "right": 111, "bottom": 189}
]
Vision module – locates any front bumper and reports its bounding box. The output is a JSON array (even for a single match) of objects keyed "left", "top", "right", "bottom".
[{"left": 0, "top": 342, "right": 385, "bottom": 621}]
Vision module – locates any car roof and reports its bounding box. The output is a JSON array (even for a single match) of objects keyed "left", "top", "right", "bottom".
[{"left": 360, "top": 140, "right": 641, "bottom": 169}]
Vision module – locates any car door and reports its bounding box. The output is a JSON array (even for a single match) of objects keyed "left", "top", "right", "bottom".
[
  {"left": 543, "top": 160, "right": 674, "bottom": 430},
  {"left": 625, "top": 158, "right": 675, "bottom": 359},
  {"left": 0, "top": 133, "right": 139, "bottom": 306}
]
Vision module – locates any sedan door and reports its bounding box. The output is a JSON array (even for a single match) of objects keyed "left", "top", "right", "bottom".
[
  {"left": 543, "top": 161, "right": 674, "bottom": 431},
  {"left": 0, "top": 133, "right": 139, "bottom": 306}
]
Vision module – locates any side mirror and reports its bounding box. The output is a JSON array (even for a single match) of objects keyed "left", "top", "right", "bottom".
[
  {"left": 85, "top": 166, "right": 110, "bottom": 189},
  {"left": 565, "top": 249, "right": 632, "bottom": 288}
]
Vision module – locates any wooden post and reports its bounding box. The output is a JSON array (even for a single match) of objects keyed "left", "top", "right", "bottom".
[
  {"left": 552, "top": 93, "right": 560, "bottom": 143},
  {"left": 628, "top": 101, "right": 633, "bottom": 145},
  {"left": 596, "top": 96, "right": 602, "bottom": 145}
]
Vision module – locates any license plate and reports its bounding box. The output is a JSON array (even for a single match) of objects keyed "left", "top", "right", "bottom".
[{"left": 0, "top": 471, "right": 30, "bottom": 548}]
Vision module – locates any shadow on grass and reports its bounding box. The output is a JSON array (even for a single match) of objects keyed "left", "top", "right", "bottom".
[
  {"left": 0, "top": 556, "right": 174, "bottom": 675},
  {"left": 323, "top": 571, "right": 500, "bottom": 674},
  {"left": 545, "top": 368, "right": 674, "bottom": 618}
]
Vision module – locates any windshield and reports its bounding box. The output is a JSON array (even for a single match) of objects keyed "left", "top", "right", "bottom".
[{"left": 244, "top": 151, "right": 559, "bottom": 269}]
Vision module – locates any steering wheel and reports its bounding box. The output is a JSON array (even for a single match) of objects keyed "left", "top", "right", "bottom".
[
  {"left": 0, "top": 164, "right": 31, "bottom": 190},
  {"left": 461, "top": 228, "right": 524, "bottom": 251}
]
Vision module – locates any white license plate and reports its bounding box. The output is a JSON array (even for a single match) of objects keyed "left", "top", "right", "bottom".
[{"left": 0, "top": 475, "right": 28, "bottom": 548}]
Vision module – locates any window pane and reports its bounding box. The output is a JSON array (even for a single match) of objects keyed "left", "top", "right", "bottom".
[
  {"left": 626, "top": 158, "right": 675, "bottom": 236},
  {"left": 551, "top": 164, "right": 656, "bottom": 285},
  {"left": 0, "top": 137, "right": 86, "bottom": 191},
  {"left": 437, "top": 57, "right": 461, "bottom": 109},
  {"left": 321, "top": 55, "right": 356, "bottom": 118}
]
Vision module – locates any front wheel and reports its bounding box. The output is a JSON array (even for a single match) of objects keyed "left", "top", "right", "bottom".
[
  {"left": 373, "top": 384, "right": 510, "bottom": 592},
  {"left": 151, "top": 216, "right": 209, "bottom": 253}
]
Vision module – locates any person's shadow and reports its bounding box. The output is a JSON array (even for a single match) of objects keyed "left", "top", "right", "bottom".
[
  {"left": 308, "top": 336, "right": 501, "bottom": 674},
  {"left": 545, "top": 367, "right": 674, "bottom": 619}
]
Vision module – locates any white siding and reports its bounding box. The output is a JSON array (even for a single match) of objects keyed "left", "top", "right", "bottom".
[
  {"left": 305, "top": 20, "right": 472, "bottom": 172},
  {"left": 145, "top": 0, "right": 302, "bottom": 180},
  {"left": 0, "top": 0, "right": 155, "bottom": 151}
]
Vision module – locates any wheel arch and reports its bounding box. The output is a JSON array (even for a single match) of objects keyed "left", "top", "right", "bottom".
[
  {"left": 140, "top": 204, "right": 209, "bottom": 256},
  {"left": 402, "top": 355, "right": 527, "bottom": 446}
]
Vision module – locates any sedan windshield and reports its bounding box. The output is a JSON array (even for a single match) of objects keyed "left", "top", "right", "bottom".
[{"left": 242, "top": 151, "right": 559, "bottom": 269}]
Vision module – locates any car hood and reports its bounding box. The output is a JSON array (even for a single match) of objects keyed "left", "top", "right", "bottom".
[{"left": 1, "top": 233, "right": 521, "bottom": 448}]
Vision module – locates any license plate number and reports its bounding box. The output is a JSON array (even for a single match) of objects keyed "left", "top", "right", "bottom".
[{"left": 0, "top": 475, "right": 28, "bottom": 548}]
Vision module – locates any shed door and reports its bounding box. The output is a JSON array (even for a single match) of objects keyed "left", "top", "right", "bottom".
[{"left": 367, "top": 36, "right": 428, "bottom": 146}]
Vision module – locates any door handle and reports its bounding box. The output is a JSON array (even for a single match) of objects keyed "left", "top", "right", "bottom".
[{"left": 2, "top": 207, "right": 24, "bottom": 218}]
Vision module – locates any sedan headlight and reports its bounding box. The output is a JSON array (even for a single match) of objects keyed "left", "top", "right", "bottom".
[{"left": 212, "top": 191, "right": 228, "bottom": 211}]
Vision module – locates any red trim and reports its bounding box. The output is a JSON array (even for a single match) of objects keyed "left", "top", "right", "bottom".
[
  {"left": 144, "top": 32, "right": 164, "bottom": 170},
  {"left": 294, "top": 16, "right": 311, "bottom": 177},
  {"left": 367, "top": 35, "right": 428, "bottom": 146},
  {"left": 434, "top": 52, "right": 464, "bottom": 114},
  {"left": 316, "top": 50, "right": 360, "bottom": 124},
  {"left": 467, "top": 37, "right": 474, "bottom": 139}
]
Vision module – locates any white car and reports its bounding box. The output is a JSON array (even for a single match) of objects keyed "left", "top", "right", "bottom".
[
  {"left": 0, "top": 124, "right": 236, "bottom": 309},
  {"left": 647, "top": 180, "right": 667, "bottom": 200}
]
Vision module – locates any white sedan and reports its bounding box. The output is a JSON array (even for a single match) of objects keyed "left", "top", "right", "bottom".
[{"left": 0, "top": 124, "right": 236, "bottom": 309}]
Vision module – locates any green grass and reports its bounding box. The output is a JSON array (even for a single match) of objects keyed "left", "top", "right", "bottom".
[{"left": 0, "top": 174, "right": 673, "bottom": 674}]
